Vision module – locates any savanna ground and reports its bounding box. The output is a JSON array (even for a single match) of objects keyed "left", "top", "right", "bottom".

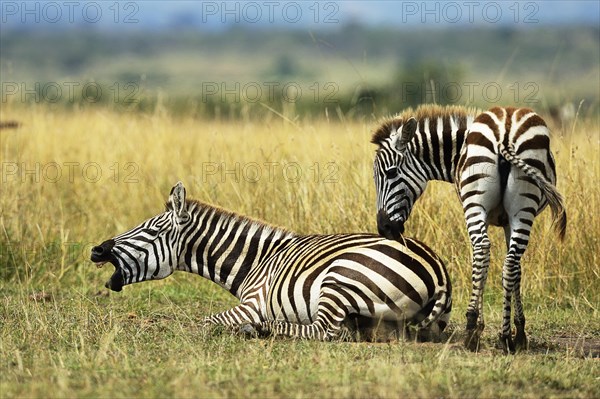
[{"left": 1, "top": 104, "right": 599, "bottom": 398}]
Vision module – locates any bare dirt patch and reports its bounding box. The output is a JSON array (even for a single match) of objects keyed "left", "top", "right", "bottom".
[{"left": 542, "top": 335, "right": 600, "bottom": 358}]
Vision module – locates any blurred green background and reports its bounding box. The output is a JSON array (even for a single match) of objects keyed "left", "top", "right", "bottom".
[{"left": 1, "top": 1, "right": 599, "bottom": 119}]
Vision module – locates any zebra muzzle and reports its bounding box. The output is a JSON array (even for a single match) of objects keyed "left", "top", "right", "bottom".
[
  {"left": 377, "top": 210, "right": 405, "bottom": 240},
  {"left": 91, "top": 240, "right": 115, "bottom": 263}
]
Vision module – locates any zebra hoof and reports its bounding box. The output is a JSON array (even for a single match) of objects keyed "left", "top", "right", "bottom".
[
  {"left": 499, "top": 334, "right": 516, "bottom": 354},
  {"left": 336, "top": 326, "right": 354, "bottom": 342},
  {"left": 514, "top": 330, "right": 528, "bottom": 351},
  {"left": 464, "top": 328, "right": 482, "bottom": 352},
  {"left": 514, "top": 320, "right": 527, "bottom": 351},
  {"left": 239, "top": 324, "right": 258, "bottom": 338}
]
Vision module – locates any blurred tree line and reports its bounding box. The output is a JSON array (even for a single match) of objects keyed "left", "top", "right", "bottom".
[{"left": 1, "top": 25, "right": 598, "bottom": 119}]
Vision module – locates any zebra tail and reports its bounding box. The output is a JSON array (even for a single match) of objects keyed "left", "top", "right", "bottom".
[
  {"left": 417, "top": 289, "right": 451, "bottom": 330},
  {"left": 498, "top": 143, "right": 567, "bottom": 241}
]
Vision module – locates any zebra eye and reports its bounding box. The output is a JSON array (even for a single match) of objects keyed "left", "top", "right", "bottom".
[{"left": 385, "top": 168, "right": 399, "bottom": 179}]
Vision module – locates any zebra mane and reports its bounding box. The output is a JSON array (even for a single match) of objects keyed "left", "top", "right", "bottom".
[
  {"left": 184, "top": 199, "right": 295, "bottom": 237},
  {"left": 370, "top": 104, "right": 482, "bottom": 145}
]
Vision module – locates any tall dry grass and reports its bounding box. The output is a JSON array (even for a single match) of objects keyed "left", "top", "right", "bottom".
[
  {"left": 1, "top": 104, "right": 598, "bottom": 399},
  {"left": 0, "top": 104, "right": 598, "bottom": 308}
]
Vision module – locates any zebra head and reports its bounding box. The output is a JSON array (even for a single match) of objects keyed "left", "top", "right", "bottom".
[
  {"left": 90, "top": 182, "right": 192, "bottom": 291},
  {"left": 374, "top": 117, "right": 426, "bottom": 239}
]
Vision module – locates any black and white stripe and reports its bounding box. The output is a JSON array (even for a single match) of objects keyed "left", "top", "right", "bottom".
[
  {"left": 372, "top": 105, "right": 567, "bottom": 352},
  {"left": 91, "top": 182, "right": 452, "bottom": 341}
]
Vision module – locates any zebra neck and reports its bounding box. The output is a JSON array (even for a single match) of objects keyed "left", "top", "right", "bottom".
[
  {"left": 181, "top": 203, "right": 295, "bottom": 298},
  {"left": 410, "top": 116, "right": 471, "bottom": 183}
]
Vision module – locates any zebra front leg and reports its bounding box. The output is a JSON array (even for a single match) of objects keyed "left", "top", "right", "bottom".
[
  {"left": 202, "top": 303, "right": 263, "bottom": 336},
  {"left": 260, "top": 296, "right": 351, "bottom": 341},
  {"left": 464, "top": 219, "right": 491, "bottom": 352},
  {"left": 258, "top": 316, "right": 351, "bottom": 341}
]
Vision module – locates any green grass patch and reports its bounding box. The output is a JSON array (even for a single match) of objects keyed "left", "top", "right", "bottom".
[
  {"left": 1, "top": 107, "right": 598, "bottom": 398},
  {"left": 1, "top": 281, "right": 598, "bottom": 398}
]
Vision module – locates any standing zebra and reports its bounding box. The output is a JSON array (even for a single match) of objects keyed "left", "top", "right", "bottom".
[
  {"left": 91, "top": 182, "right": 452, "bottom": 341},
  {"left": 372, "top": 105, "right": 566, "bottom": 353}
]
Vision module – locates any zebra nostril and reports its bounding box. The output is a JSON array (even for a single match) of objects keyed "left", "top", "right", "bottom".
[{"left": 92, "top": 246, "right": 104, "bottom": 256}]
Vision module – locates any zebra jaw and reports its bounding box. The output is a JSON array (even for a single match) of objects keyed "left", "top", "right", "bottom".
[
  {"left": 92, "top": 259, "right": 125, "bottom": 292},
  {"left": 90, "top": 240, "right": 124, "bottom": 291},
  {"left": 105, "top": 266, "right": 124, "bottom": 292}
]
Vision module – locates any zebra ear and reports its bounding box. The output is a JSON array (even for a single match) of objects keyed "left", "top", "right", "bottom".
[
  {"left": 169, "top": 181, "right": 190, "bottom": 222},
  {"left": 393, "top": 118, "right": 417, "bottom": 152}
]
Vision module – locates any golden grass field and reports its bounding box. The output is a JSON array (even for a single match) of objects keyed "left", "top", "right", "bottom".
[{"left": 1, "top": 104, "right": 599, "bottom": 398}]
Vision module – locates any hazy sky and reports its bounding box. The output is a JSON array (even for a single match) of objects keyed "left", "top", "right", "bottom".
[{"left": 1, "top": 1, "right": 599, "bottom": 31}]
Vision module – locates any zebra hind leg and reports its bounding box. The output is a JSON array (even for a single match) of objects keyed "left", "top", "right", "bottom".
[
  {"left": 499, "top": 254, "right": 516, "bottom": 354},
  {"left": 499, "top": 232, "right": 530, "bottom": 354},
  {"left": 513, "top": 280, "right": 527, "bottom": 350},
  {"left": 464, "top": 220, "right": 491, "bottom": 352}
]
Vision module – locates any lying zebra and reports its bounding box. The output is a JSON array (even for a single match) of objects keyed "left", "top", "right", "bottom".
[{"left": 91, "top": 182, "right": 452, "bottom": 341}]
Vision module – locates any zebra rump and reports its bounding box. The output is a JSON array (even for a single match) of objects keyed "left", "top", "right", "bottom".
[{"left": 91, "top": 182, "right": 452, "bottom": 342}]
